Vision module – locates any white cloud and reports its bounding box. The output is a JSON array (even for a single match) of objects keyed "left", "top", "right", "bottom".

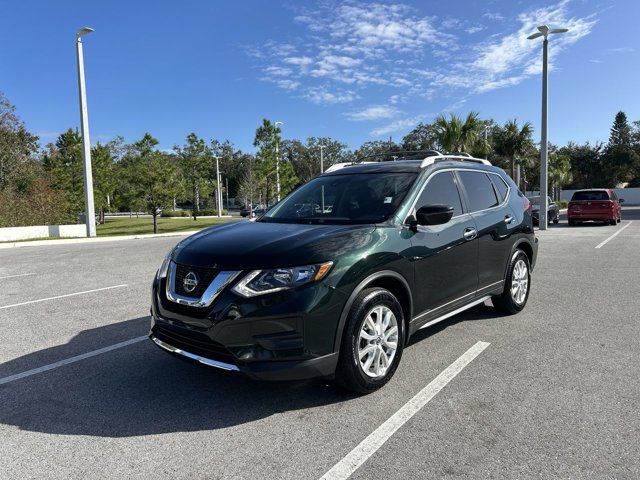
[
  {"left": 248, "top": 0, "right": 597, "bottom": 110},
  {"left": 346, "top": 105, "right": 399, "bottom": 121},
  {"left": 302, "top": 87, "right": 358, "bottom": 105},
  {"left": 370, "top": 116, "right": 426, "bottom": 136}
]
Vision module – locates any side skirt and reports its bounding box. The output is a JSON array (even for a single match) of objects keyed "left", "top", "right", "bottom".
[{"left": 416, "top": 295, "right": 492, "bottom": 331}]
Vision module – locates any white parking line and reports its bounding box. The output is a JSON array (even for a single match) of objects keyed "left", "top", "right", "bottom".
[
  {"left": 595, "top": 221, "right": 633, "bottom": 249},
  {"left": 319, "top": 341, "right": 490, "bottom": 480},
  {"left": 0, "top": 273, "right": 36, "bottom": 280},
  {"left": 0, "top": 284, "right": 128, "bottom": 310},
  {"left": 0, "top": 336, "right": 147, "bottom": 386}
]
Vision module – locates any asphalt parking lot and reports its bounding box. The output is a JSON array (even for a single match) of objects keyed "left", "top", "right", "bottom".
[{"left": 1, "top": 208, "right": 639, "bottom": 479}]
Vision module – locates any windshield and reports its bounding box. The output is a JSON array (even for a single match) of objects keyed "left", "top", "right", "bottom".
[
  {"left": 260, "top": 172, "right": 418, "bottom": 224},
  {"left": 571, "top": 191, "right": 609, "bottom": 201}
]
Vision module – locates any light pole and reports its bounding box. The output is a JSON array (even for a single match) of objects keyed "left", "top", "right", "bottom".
[
  {"left": 275, "top": 121, "right": 283, "bottom": 201},
  {"left": 76, "top": 27, "right": 96, "bottom": 237},
  {"left": 484, "top": 125, "right": 490, "bottom": 160},
  {"left": 319, "top": 144, "right": 326, "bottom": 173},
  {"left": 528, "top": 25, "right": 568, "bottom": 230},
  {"left": 214, "top": 156, "right": 223, "bottom": 218}
]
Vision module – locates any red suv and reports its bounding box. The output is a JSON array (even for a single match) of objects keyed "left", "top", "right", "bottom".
[{"left": 567, "top": 189, "right": 624, "bottom": 226}]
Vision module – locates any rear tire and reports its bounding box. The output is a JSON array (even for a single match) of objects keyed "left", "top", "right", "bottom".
[
  {"left": 335, "top": 288, "right": 405, "bottom": 394},
  {"left": 568, "top": 219, "right": 576, "bottom": 226},
  {"left": 492, "top": 250, "right": 531, "bottom": 315},
  {"left": 609, "top": 218, "right": 617, "bottom": 226}
]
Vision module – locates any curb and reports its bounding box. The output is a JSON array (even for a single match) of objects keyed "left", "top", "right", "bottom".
[{"left": 0, "top": 230, "right": 199, "bottom": 250}]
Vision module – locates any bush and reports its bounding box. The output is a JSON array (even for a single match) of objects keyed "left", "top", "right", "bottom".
[
  {"left": 558, "top": 200, "right": 568, "bottom": 209},
  {"left": 197, "top": 208, "right": 229, "bottom": 216},
  {"left": 160, "top": 209, "right": 189, "bottom": 217},
  {"left": 0, "top": 179, "right": 73, "bottom": 227}
]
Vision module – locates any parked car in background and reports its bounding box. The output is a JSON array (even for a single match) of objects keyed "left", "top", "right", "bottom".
[
  {"left": 528, "top": 196, "right": 559, "bottom": 225},
  {"left": 567, "top": 189, "right": 623, "bottom": 226},
  {"left": 150, "top": 152, "right": 538, "bottom": 393},
  {"left": 240, "top": 204, "right": 267, "bottom": 217}
]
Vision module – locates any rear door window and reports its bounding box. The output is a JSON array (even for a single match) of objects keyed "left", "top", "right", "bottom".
[{"left": 457, "top": 171, "right": 499, "bottom": 212}]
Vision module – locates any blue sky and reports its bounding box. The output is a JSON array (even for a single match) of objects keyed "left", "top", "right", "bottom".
[{"left": 1, "top": 0, "right": 638, "bottom": 152}]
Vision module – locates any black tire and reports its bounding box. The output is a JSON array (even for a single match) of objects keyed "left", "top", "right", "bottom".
[
  {"left": 553, "top": 212, "right": 559, "bottom": 224},
  {"left": 335, "top": 288, "right": 405, "bottom": 394},
  {"left": 492, "top": 250, "right": 531, "bottom": 315},
  {"left": 568, "top": 219, "right": 576, "bottom": 226},
  {"left": 609, "top": 218, "right": 617, "bottom": 226}
]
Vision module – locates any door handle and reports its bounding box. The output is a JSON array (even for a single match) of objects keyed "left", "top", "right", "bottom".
[
  {"left": 504, "top": 215, "right": 514, "bottom": 224},
  {"left": 463, "top": 228, "right": 477, "bottom": 240}
]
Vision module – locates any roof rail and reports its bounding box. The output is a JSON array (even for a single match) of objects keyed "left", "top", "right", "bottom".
[
  {"left": 355, "top": 149, "right": 442, "bottom": 163},
  {"left": 421, "top": 154, "right": 491, "bottom": 168}
]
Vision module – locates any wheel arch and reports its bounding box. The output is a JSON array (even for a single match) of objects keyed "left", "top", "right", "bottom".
[{"left": 333, "top": 270, "right": 413, "bottom": 352}]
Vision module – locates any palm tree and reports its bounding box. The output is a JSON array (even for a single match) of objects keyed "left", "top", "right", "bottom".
[
  {"left": 548, "top": 152, "right": 573, "bottom": 200},
  {"left": 433, "top": 112, "right": 481, "bottom": 153},
  {"left": 492, "top": 119, "right": 534, "bottom": 189}
]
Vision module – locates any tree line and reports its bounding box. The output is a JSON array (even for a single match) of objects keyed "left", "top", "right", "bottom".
[{"left": 1, "top": 91, "right": 639, "bottom": 231}]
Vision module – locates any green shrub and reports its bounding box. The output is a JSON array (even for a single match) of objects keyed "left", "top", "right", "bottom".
[
  {"left": 160, "top": 209, "right": 189, "bottom": 217},
  {"left": 197, "top": 208, "right": 229, "bottom": 216},
  {"left": 558, "top": 200, "right": 568, "bottom": 209}
]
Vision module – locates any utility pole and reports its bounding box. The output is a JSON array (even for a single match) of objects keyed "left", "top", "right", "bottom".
[
  {"left": 528, "top": 25, "right": 568, "bottom": 230},
  {"left": 76, "top": 27, "right": 96, "bottom": 237}
]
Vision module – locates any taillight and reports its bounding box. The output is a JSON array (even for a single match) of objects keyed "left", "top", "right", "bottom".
[{"left": 523, "top": 196, "right": 531, "bottom": 211}]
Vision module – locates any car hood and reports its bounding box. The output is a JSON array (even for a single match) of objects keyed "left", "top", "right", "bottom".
[{"left": 172, "top": 220, "right": 376, "bottom": 269}]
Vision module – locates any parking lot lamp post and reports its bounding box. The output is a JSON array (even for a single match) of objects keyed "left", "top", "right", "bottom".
[
  {"left": 76, "top": 27, "right": 96, "bottom": 237},
  {"left": 275, "top": 121, "right": 283, "bottom": 201},
  {"left": 527, "top": 25, "right": 568, "bottom": 230},
  {"left": 319, "top": 144, "right": 326, "bottom": 174},
  {"left": 214, "top": 156, "right": 222, "bottom": 218}
]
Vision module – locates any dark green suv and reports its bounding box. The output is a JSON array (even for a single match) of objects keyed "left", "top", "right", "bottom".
[{"left": 150, "top": 154, "right": 537, "bottom": 393}]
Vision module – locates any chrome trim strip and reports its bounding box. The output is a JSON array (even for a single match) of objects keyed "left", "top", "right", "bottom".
[
  {"left": 151, "top": 336, "right": 240, "bottom": 371},
  {"left": 417, "top": 295, "right": 492, "bottom": 331},
  {"left": 412, "top": 280, "right": 503, "bottom": 322},
  {"left": 166, "top": 262, "right": 241, "bottom": 308}
]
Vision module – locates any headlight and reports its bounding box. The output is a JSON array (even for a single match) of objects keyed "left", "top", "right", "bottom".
[
  {"left": 156, "top": 251, "right": 172, "bottom": 280},
  {"left": 232, "top": 262, "right": 333, "bottom": 297}
]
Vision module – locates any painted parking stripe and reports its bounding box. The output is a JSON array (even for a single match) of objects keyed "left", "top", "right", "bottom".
[
  {"left": 0, "top": 273, "right": 37, "bottom": 280},
  {"left": 0, "top": 336, "right": 147, "bottom": 386},
  {"left": 595, "top": 221, "right": 632, "bottom": 249},
  {"left": 319, "top": 341, "right": 490, "bottom": 480},
  {"left": 0, "top": 284, "right": 128, "bottom": 310}
]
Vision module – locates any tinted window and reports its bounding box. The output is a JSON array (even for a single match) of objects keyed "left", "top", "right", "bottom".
[
  {"left": 417, "top": 171, "right": 463, "bottom": 216},
  {"left": 571, "top": 191, "right": 609, "bottom": 201},
  {"left": 489, "top": 174, "right": 509, "bottom": 202},
  {"left": 262, "top": 172, "right": 417, "bottom": 224},
  {"left": 458, "top": 171, "right": 499, "bottom": 212}
]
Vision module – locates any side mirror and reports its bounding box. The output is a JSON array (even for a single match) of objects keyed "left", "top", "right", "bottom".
[
  {"left": 619, "top": 198, "right": 625, "bottom": 203},
  {"left": 416, "top": 204, "right": 454, "bottom": 226}
]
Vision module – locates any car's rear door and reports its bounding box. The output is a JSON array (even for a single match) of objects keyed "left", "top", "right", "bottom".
[
  {"left": 408, "top": 170, "right": 479, "bottom": 317},
  {"left": 456, "top": 170, "right": 517, "bottom": 293}
]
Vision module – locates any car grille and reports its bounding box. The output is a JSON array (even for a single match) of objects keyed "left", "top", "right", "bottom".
[
  {"left": 174, "top": 263, "right": 218, "bottom": 298},
  {"left": 153, "top": 325, "right": 236, "bottom": 362}
]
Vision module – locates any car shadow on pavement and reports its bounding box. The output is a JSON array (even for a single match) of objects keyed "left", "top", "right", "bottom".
[
  {"left": 406, "top": 304, "right": 497, "bottom": 347},
  {"left": 0, "top": 317, "right": 351, "bottom": 438}
]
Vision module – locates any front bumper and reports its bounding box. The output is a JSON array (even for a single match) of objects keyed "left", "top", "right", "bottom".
[
  {"left": 150, "top": 334, "right": 339, "bottom": 381},
  {"left": 150, "top": 273, "right": 347, "bottom": 381}
]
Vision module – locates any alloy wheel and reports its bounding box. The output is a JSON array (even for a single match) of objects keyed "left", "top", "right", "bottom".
[
  {"left": 358, "top": 305, "right": 399, "bottom": 378},
  {"left": 511, "top": 259, "right": 529, "bottom": 305}
]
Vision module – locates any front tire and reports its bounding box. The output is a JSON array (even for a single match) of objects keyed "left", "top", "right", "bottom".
[
  {"left": 335, "top": 288, "right": 405, "bottom": 394},
  {"left": 492, "top": 250, "right": 531, "bottom": 314}
]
